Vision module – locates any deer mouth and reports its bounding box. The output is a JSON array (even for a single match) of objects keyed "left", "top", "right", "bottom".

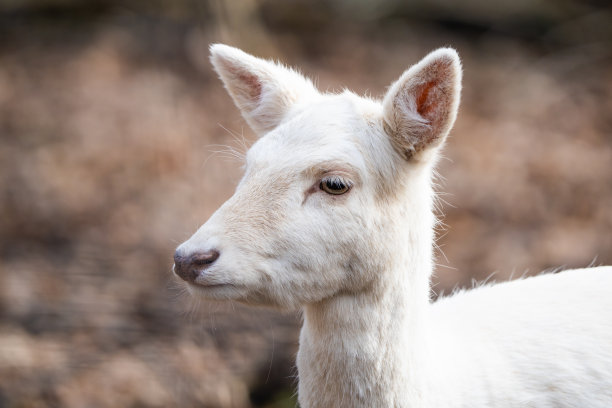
[{"left": 183, "top": 279, "right": 246, "bottom": 298}]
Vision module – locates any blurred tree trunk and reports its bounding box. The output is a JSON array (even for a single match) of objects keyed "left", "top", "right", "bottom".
[{"left": 208, "top": 0, "right": 277, "bottom": 54}]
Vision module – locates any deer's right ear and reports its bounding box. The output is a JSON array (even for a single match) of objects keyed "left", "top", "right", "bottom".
[
  {"left": 383, "top": 48, "right": 462, "bottom": 161},
  {"left": 210, "top": 44, "right": 317, "bottom": 135}
]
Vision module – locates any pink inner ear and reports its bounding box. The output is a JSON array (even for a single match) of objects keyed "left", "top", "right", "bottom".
[
  {"left": 218, "top": 55, "right": 264, "bottom": 103},
  {"left": 416, "top": 80, "right": 438, "bottom": 119},
  {"left": 385, "top": 50, "right": 460, "bottom": 160},
  {"left": 235, "top": 69, "right": 262, "bottom": 102}
]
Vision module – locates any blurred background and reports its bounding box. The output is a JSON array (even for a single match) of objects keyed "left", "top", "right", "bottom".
[{"left": 0, "top": 0, "right": 611, "bottom": 406}]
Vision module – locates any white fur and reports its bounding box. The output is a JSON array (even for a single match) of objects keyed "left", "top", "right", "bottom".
[{"left": 175, "top": 44, "right": 612, "bottom": 407}]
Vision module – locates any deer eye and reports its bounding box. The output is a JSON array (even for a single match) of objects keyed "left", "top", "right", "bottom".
[{"left": 320, "top": 176, "right": 351, "bottom": 195}]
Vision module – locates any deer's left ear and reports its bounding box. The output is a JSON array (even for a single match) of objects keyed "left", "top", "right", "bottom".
[
  {"left": 210, "top": 44, "right": 318, "bottom": 135},
  {"left": 383, "top": 48, "right": 462, "bottom": 161}
]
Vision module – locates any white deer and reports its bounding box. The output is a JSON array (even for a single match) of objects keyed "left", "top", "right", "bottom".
[{"left": 173, "top": 44, "right": 612, "bottom": 408}]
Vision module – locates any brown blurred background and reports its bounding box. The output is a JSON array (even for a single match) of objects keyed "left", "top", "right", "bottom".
[{"left": 0, "top": 0, "right": 611, "bottom": 406}]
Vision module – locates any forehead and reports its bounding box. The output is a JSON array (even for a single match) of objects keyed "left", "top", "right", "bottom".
[{"left": 246, "top": 93, "right": 382, "bottom": 173}]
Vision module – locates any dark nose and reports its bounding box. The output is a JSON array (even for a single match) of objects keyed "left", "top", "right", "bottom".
[{"left": 173, "top": 249, "right": 220, "bottom": 283}]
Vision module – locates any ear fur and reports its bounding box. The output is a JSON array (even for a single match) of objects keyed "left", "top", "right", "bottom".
[
  {"left": 382, "top": 48, "right": 462, "bottom": 160},
  {"left": 210, "top": 44, "right": 317, "bottom": 135}
]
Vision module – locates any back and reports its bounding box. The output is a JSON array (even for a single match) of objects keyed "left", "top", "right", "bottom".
[{"left": 430, "top": 266, "right": 612, "bottom": 408}]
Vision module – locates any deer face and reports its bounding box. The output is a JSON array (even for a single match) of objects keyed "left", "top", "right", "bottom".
[
  {"left": 175, "top": 95, "right": 392, "bottom": 307},
  {"left": 174, "top": 45, "right": 461, "bottom": 308}
]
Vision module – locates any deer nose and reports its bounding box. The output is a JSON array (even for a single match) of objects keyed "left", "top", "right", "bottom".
[{"left": 173, "top": 249, "right": 220, "bottom": 283}]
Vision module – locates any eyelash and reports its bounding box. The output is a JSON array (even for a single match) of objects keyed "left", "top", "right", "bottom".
[{"left": 319, "top": 175, "right": 352, "bottom": 195}]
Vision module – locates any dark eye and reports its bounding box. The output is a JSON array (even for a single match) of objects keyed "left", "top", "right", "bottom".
[{"left": 320, "top": 177, "right": 351, "bottom": 195}]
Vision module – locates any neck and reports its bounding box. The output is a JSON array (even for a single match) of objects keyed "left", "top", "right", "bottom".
[{"left": 297, "top": 177, "right": 436, "bottom": 408}]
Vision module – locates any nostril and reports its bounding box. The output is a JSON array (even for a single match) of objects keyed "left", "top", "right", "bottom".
[
  {"left": 191, "top": 250, "right": 220, "bottom": 266},
  {"left": 173, "top": 249, "right": 220, "bottom": 283}
]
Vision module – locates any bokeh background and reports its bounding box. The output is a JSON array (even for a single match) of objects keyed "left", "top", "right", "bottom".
[{"left": 0, "top": 0, "right": 611, "bottom": 406}]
